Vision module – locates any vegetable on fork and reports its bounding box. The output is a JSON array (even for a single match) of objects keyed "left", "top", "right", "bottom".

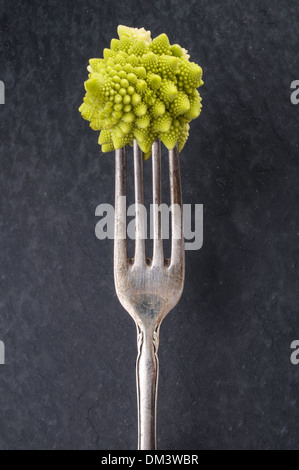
[
  {"left": 79, "top": 25, "right": 203, "bottom": 159},
  {"left": 79, "top": 26, "right": 203, "bottom": 449}
]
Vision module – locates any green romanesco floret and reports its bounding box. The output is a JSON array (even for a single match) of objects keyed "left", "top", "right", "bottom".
[{"left": 79, "top": 25, "right": 203, "bottom": 159}]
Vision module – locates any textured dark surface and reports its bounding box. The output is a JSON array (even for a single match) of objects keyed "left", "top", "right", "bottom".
[{"left": 0, "top": 0, "right": 299, "bottom": 450}]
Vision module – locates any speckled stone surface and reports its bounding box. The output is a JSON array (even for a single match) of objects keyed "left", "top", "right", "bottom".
[{"left": 0, "top": 0, "right": 299, "bottom": 450}]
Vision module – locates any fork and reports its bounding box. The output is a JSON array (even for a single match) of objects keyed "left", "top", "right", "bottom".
[{"left": 114, "top": 138, "right": 185, "bottom": 450}]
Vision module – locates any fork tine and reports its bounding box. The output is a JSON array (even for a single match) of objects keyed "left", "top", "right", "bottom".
[
  {"left": 169, "top": 144, "right": 184, "bottom": 266},
  {"left": 152, "top": 139, "right": 164, "bottom": 266},
  {"left": 114, "top": 147, "right": 127, "bottom": 268},
  {"left": 133, "top": 140, "right": 146, "bottom": 265}
]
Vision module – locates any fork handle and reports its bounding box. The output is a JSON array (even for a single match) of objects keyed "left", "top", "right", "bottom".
[{"left": 136, "top": 324, "right": 160, "bottom": 450}]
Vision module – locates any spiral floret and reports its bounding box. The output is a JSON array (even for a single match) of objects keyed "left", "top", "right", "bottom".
[{"left": 79, "top": 25, "right": 203, "bottom": 158}]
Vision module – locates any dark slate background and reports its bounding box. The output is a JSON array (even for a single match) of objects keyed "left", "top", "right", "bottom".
[{"left": 0, "top": 0, "right": 298, "bottom": 450}]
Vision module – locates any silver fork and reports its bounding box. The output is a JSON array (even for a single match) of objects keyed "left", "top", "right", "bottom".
[{"left": 114, "top": 139, "right": 185, "bottom": 450}]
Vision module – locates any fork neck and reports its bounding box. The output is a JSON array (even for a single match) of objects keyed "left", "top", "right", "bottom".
[{"left": 136, "top": 322, "right": 160, "bottom": 450}]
